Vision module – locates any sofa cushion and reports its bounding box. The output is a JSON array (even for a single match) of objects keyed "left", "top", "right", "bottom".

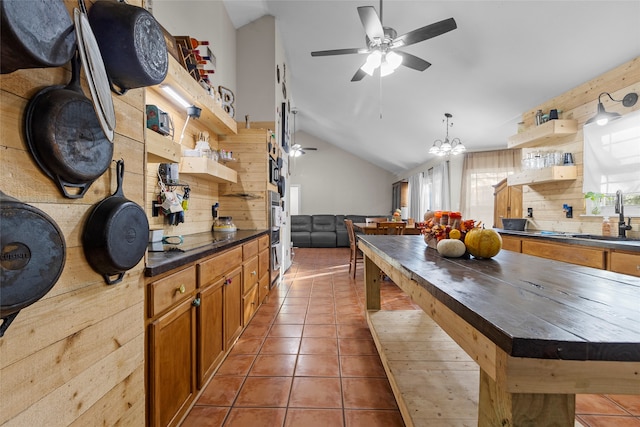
[
  {"left": 312, "top": 215, "right": 336, "bottom": 232},
  {"left": 336, "top": 215, "right": 349, "bottom": 247},
  {"left": 291, "top": 215, "right": 312, "bottom": 232},
  {"left": 311, "top": 232, "right": 336, "bottom": 247}
]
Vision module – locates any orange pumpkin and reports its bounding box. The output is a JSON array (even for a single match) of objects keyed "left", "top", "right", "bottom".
[{"left": 464, "top": 227, "right": 502, "bottom": 259}]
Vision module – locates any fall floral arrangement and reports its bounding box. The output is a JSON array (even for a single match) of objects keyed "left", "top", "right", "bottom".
[{"left": 415, "top": 211, "right": 479, "bottom": 243}]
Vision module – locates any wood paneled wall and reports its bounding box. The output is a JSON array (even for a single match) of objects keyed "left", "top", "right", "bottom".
[
  {"left": 517, "top": 57, "right": 640, "bottom": 234},
  {"left": 0, "top": 1, "right": 145, "bottom": 425}
]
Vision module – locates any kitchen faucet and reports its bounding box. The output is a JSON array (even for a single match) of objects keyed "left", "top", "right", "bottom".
[{"left": 615, "top": 190, "right": 632, "bottom": 237}]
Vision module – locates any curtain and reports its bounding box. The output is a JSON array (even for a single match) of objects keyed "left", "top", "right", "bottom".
[
  {"left": 408, "top": 172, "right": 423, "bottom": 221},
  {"left": 430, "top": 161, "right": 450, "bottom": 211},
  {"left": 460, "top": 150, "right": 520, "bottom": 227}
]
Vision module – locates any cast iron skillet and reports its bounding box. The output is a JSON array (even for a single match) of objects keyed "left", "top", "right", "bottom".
[
  {"left": 0, "top": 0, "right": 76, "bottom": 74},
  {"left": 82, "top": 160, "right": 149, "bottom": 285},
  {"left": 0, "top": 191, "right": 66, "bottom": 337},
  {"left": 24, "top": 51, "right": 113, "bottom": 199}
]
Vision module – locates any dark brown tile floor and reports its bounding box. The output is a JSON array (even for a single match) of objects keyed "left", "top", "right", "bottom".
[{"left": 181, "top": 247, "right": 640, "bottom": 427}]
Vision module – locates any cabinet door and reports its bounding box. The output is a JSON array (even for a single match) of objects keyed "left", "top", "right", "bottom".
[
  {"left": 243, "top": 255, "right": 259, "bottom": 293},
  {"left": 501, "top": 235, "right": 522, "bottom": 252},
  {"left": 148, "top": 298, "right": 197, "bottom": 427},
  {"left": 522, "top": 240, "right": 606, "bottom": 269},
  {"left": 243, "top": 284, "right": 259, "bottom": 325},
  {"left": 610, "top": 251, "right": 640, "bottom": 277},
  {"left": 508, "top": 185, "right": 523, "bottom": 219},
  {"left": 197, "top": 280, "right": 225, "bottom": 388},
  {"left": 224, "top": 266, "right": 243, "bottom": 348}
]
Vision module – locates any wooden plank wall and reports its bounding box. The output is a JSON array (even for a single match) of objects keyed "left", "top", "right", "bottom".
[
  {"left": 517, "top": 57, "right": 640, "bottom": 234},
  {"left": 218, "top": 126, "right": 274, "bottom": 230},
  {"left": 0, "top": 1, "right": 146, "bottom": 425}
]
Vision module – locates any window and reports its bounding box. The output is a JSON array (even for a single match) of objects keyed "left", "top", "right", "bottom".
[
  {"left": 460, "top": 150, "right": 520, "bottom": 227},
  {"left": 583, "top": 109, "right": 640, "bottom": 216}
]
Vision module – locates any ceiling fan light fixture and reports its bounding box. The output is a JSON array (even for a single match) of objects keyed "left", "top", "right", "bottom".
[
  {"left": 361, "top": 50, "right": 382, "bottom": 75},
  {"left": 386, "top": 51, "right": 402, "bottom": 68}
]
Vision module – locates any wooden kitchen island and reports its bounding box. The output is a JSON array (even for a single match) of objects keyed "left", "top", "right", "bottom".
[{"left": 358, "top": 235, "right": 640, "bottom": 427}]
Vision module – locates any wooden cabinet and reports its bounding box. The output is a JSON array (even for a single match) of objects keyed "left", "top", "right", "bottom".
[
  {"left": 500, "top": 235, "right": 522, "bottom": 252},
  {"left": 609, "top": 250, "right": 640, "bottom": 277},
  {"left": 148, "top": 293, "right": 197, "bottom": 427},
  {"left": 493, "top": 178, "right": 522, "bottom": 228},
  {"left": 196, "top": 279, "right": 224, "bottom": 388},
  {"left": 521, "top": 240, "right": 606, "bottom": 269},
  {"left": 223, "top": 266, "right": 243, "bottom": 349},
  {"left": 392, "top": 180, "right": 408, "bottom": 212},
  {"left": 146, "top": 234, "right": 268, "bottom": 426}
]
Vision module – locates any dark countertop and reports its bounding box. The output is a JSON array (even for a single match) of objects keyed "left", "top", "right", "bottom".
[
  {"left": 145, "top": 229, "right": 269, "bottom": 277},
  {"left": 496, "top": 229, "right": 640, "bottom": 252},
  {"left": 358, "top": 235, "right": 640, "bottom": 361}
]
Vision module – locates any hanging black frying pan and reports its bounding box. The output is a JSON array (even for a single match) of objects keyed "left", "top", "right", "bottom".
[
  {"left": 1, "top": 191, "right": 66, "bottom": 337},
  {"left": 82, "top": 160, "right": 149, "bottom": 285},
  {"left": 0, "top": 0, "right": 76, "bottom": 74},
  {"left": 24, "top": 51, "right": 113, "bottom": 199}
]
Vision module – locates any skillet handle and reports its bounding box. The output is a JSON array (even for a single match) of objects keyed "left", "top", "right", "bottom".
[
  {"left": 55, "top": 178, "right": 92, "bottom": 199},
  {"left": 0, "top": 312, "right": 20, "bottom": 337},
  {"left": 114, "top": 159, "right": 125, "bottom": 197},
  {"left": 103, "top": 272, "right": 125, "bottom": 285}
]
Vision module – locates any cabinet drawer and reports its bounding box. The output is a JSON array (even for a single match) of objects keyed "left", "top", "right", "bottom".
[
  {"left": 259, "top": 273, "right": 269, "bottom": 304},
  {"left": 258, "top": 249, "right": 269, "bottom": 278},
  {"left": 198, "top": 247, "right": 242, "bottom": 287},
  {"left": 243, "top": 256, "right": 259, "bottom": 293},
  {"left": 522, "top": 240, "right": 605, "bottom": 269},
  {"left": 610, "top": 251, "right": 640, "bottom": 277},
  {"left": 243, "top": 239, "right": 259, "bottom": 260},
  {"left": 258, "top": 234, "right": 269, "bottom": 251},
  {"left": 243, "top": 284, "right": 259, "bottom": 325},
  {"left": 149, "top": 266, "right": 196, "bottom": 318}
]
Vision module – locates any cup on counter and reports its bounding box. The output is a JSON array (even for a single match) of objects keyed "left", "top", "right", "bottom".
[{"left": 563, "top": 153, "right": 574, "bottom": 165}]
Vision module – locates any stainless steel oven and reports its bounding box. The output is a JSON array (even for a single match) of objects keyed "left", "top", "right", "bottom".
[{"left": 269, "top": 191, "right": 281, "bottom": 286}]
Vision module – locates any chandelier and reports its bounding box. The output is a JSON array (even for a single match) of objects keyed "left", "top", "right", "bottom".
[{"left": 428, "top": 113, "right": 466, "bottom": 156}]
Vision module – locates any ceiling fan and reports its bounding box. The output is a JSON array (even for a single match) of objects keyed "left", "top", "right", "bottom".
[
  {"left": 311, "top": 0, "right": 457, "bottom": 81},
  {"left": 290, "top": 144, "right": 317, "bottom": 157}
]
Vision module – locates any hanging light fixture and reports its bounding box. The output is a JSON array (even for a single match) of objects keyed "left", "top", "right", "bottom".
[
  {"left": 361, "top": 50, "right": 403, "bottom": 77},
  {"left": 178, "top": 105, "right": 202, "bottom": 143},
  {"left": 428, "top": 113, "right": 466, "bottom": 156},
  {"left": 585, "top": 92, "right": 638, "bottom": 126}
]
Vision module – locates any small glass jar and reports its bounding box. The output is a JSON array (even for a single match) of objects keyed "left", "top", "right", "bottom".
[
  {"left": 449, "top": 212, "right": 462, "bottom": 229},
  {"left": 441, "top": 211, "right": 450, "bottom": 226},
  {"left": 213, "top": 216, "right": 237, "bottom": 232}
]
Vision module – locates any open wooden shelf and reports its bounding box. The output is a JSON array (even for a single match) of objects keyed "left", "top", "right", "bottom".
[
  {"left": 179, "top": 156, "right": 237, "bottom": 183},
  {"left": 149, "top": 56, "right": 237, "bottom": 136},
  {"left": 507, "top": 165, "right": 577, "bottom": 186},
  {"left": 507, "top": 119, "right": 578, "bottom": 149},
  {"left": 146, "top": 130, "right": 182, "bottom": 163}
]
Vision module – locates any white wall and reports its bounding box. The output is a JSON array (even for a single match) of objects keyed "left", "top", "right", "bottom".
[
  {"left": 289, "top": 131, "right": 395, "bottom": 215},
  {"left": 153, "top": 0, "right": 237, "bottom": 96}
]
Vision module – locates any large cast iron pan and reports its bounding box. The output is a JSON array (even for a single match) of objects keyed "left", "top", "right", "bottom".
[
  {"left": 88, "top": 0, "right": 168, "bottom": 95},
  {"left": 83, "top": 160, "right": 149, "bottom": 285},
  {"left": 24, "top": 51, "right": 113, "bottom": 199},
  {"left": 0, "top": 0, "right": 76, "bottom": 74},
  {"left": 1, "top": 191, "right": 66, "bottom": 337}
]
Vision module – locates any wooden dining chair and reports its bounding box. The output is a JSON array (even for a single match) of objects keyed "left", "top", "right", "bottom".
[
  {"left": 344, "top": 219, "right": 363, "bottom": 278},
  {"left": 375, "top": 221, "right": 407, "bottom": 235}
]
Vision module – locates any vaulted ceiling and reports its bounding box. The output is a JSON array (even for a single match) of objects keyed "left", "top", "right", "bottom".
[{"left": 223, "top": 0, "right": 640, "bottom": 174}]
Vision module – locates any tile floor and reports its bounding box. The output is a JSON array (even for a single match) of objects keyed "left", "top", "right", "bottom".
[{"left": 181, "top": 247, "right": 640, "bottom": 427}]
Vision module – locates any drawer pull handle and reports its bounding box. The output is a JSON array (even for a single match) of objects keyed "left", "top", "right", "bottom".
[
  {"left": 225, "top": 278, "right": 232, "bottom": 285},
  {"left": 192, "top": 298, "right": 201, "bottom": 307},
  {"left": 251, "top": 270, "right": 257, "bottom": 276},
  {"left": 177, "top": 284, "right": 186, "bottom": 294}
]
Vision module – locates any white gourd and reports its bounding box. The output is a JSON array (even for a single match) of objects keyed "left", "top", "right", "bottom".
[{"left": 436, "top": 239, "right": 466, "bottom": 258}]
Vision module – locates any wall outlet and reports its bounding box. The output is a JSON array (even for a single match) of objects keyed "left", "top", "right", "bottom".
[{"left": 527, "top": 207, "right": 533, "bottom": 218}]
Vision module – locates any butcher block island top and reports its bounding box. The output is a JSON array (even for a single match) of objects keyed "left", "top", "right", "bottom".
[{"left": 357, "top": 235, "right": 640, "bottom": 427}]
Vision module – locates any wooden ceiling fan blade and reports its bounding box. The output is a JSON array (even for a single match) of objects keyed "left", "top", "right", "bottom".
[
  {"left": 392, "top": 17, "right": 457, "bottom": 48},
  {"left": 311, "top": 48, "right": 366, "bottom": 57},
  {"left": 396, "top": 51, "right": 431, "bottom": 71},
  {"left": 357, "top": 6, "right": 384, "bottom": 41}
]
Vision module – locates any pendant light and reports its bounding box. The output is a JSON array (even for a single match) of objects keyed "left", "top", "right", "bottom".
[{"left": 428, "top": 113, "right": 466, "bottom": 156}]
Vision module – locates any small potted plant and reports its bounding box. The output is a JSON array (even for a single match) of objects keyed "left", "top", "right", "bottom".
[{"left": 584, "top": 191, "right": 605, "bottom": 215}]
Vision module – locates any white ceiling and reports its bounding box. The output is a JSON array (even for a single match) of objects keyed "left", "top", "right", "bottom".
[{"left": 223, "top": 0, "right": 640, "bottom": 174}]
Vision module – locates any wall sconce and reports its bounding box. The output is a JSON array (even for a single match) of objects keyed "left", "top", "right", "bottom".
[
  {"left": 585, "top": 92, "right": 638, "bottom": 126},
  {"left": 428, "top": 113, "right": 466, "bottom": 156},
  {"left": 179, "top": 105, "right": 202, "bottom": 143}
]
